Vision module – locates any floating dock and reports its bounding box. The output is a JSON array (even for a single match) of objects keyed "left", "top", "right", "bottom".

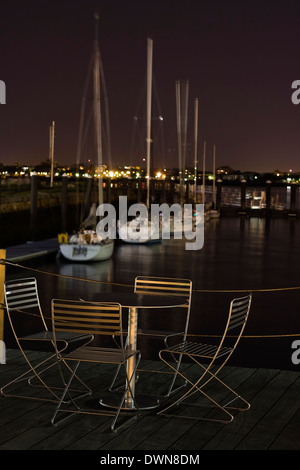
[{"left": 5, "top": 238, "right": 59, "bottom": 262}]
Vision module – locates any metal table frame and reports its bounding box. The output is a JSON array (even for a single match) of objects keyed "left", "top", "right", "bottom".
[{"left": 97, "top": 292, "right": 189, "bottom": 410}]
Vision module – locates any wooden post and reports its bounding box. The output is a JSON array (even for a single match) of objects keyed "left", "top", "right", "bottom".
[
  {"left": 240, "top": 178, "right": 246, "bottom": 213},
  {"left": 216, "top": 179, "right": 222, "bottom": 211},
  {"left": 83, "top": 175, "right": 93, "bottom": 218},
  {"left": 289, "top": 182, "right": 297, "bottom": 215},
  {"left": 137, "top": 178, "right": 141, "bottom": 202},
  {"left": 61, "top": 174, "right": 67, "bottom": 232},
  {"left": 30, "top": 172, "right": 38, "bottom": 241},
  {"left": 266, "top": 180, "right": 271, "bottom": 214},
  {"left": 0, "top": 249, "right": 6, "bottom": 363},
  {"left": 107, "top": 177, "right": 111, "bottom": 204}
]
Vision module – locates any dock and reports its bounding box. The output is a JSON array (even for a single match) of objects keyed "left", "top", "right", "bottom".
[
  {"left": 0, "top": 349, "right": 299, "bottom": 451},
  {"left": 5, "top": 238, "right": 59, "bottom": 263}
]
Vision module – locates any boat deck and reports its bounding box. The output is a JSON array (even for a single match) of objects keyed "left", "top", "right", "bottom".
[{"left": 0, "top": 349, "right": 299, "bottom": 451}]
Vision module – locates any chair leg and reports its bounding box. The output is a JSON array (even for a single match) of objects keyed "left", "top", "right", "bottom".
[
  {"left": 1, "top": 351, "right": 92, "bottom": 403},
  {"left": 109, "top": 336, "right": 130, "bottom": 392},
  {"left": 1, "top": 352, "right": 62, "bottom": 402},
  {"left": 110, "top": 353, "right": 142, "bottom": 433},
  {"left": 184, "top": 359, "right": 251, "bottom": 414},
  {"left": 51, "top": 354, "right": 142, "bottom": 433},
  {"left": 110, "top": 331, "right": 187, "bottom": 398},
  {"left": 109, "top": 363, "right": 122, "bottom": 391},
  {"left": 164, "top": 354, "right": 187, "bottom": 397},
  {"left": 205, "top": 368, "right": 251, "bottom": 413},
  {"left": 158, "top": 352, "right": 250, "bottom": 423},
  {"left": 51, "top": 361, "right": 82, "bottom": 426},
  {"left": 111, "top": 339, "right": 187, "bottom": 397},
  {"left": 47, "top": 358, "right": 92, "bottom": 398}
]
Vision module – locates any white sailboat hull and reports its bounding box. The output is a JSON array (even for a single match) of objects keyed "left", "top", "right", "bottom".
[
  {"left": 118, "top": 220, "right": 161, "bottom": 244},
  {"left": 167, "top": 210, "right": 203, "bottom": 235},
  {"left": 118, "top": 235, "right": 160, "bottom": 244},
  {"left": 208, "top": 209, "right": 220, "bottom": 219},
  {"left": 60, "top": 239, "right": 114, "bottom": 262}
]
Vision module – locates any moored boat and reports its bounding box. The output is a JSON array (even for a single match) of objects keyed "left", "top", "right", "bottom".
[{"left": 59, "top": 13, "right": 114, "bottom": 262}]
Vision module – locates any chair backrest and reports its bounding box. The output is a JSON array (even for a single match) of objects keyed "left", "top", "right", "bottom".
[
  {"left": 134, "top": 276, "right": 192, "bottom": 337},
  {"left": 4, "top": 277, "right": 48, "bottom": 335},
  {"left": 51, "top": 299, "right": 124, "bottom": 350},
  {"left": 134, "top": 276, "right": 192, "bottom": 299},
  {"left": 221, "top": 294, "right": 252, "bottom": 351}
]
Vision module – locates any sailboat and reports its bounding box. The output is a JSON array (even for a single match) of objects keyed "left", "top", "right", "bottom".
[
  {"left": 118, "top": 38, "right": 160, "bottom": 244},
  {"left": 59, "top": 13, "right": 114, "bottom": 262},
  {"left": 166, "top": 80, "right": 189, "bottom": 237}
]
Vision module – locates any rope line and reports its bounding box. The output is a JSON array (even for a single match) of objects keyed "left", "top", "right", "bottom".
[
  {"left": 1, "top": 258, "right": 300, "bottom": 293},
  {"left": 1, "top": 258, "right": 299, "bottom": 338},
  {"left": 186, "top": 333, "right": 300, "bottom": 339},
  {"left": 4, "top": 308, "right": 300, "bottom": 338},
  {"left": 1, "top": 259, "right": 132, "bottom": 288}
]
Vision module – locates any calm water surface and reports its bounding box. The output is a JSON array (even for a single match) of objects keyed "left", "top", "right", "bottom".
[{"left": 5, "top": 216, "right": 300, "bottom": 371}]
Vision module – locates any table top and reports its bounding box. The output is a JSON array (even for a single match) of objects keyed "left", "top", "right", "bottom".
[{"left": 93, "top": 291, "right": 189, "bottom": 309}]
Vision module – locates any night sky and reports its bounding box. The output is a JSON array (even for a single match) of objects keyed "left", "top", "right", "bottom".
[{"left": 1, "top": 0, "right": 300, "bottom": 172}]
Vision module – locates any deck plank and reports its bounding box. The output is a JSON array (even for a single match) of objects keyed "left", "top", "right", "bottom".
[
  {"left": 0, "top": 350, "right": 299, "bottom": 450},
  {"left": 270, "top": 406, "right": 300, "bottom": 450},
  {"left": 236, "top": 372, "right": 300, "bottom": 450}
]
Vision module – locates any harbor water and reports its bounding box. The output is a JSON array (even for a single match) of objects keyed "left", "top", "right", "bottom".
[{"left": 4, "top": 216, "right": 300, "bottom": 372}]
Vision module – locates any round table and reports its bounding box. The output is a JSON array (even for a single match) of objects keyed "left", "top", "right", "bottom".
[{"left": 95, "top": 291, "right": 189, "bottom": 410}]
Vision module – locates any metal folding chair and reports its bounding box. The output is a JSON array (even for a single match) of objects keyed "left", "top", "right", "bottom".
[
  {"left": 1, "top": 277, "right": 92, "bottom": 402},
  {"left": 157, "top": 294, "right": 252, "bottom": 423},
  {"left": 51, "top": 299, "right": 141, "bottom": 433},
  {"left": 110, "top": 276, "right": 192, "bottom": 397}
]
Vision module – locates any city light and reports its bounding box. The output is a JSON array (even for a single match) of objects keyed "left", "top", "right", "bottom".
[{"left": 0, "top": 163, "right": 299, "bottom": 185}]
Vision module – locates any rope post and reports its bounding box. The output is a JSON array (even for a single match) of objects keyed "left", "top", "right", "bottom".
[
  {"left": 61, "top": 173, "right": 67, "bottom": 232},
  {"left": 216, "top": 179, "right": 222, "bottom": 211},
  {"left": 30, "top": 172, "right": 38, "bottom": 241},
  {"left": 240, "top": 179, "right": 246, "bottom": 212},
  {"left": 266, "top": 180, "right": 271, "bottom": 214},
  {"left": 0, "top": 249, "right": 6, "bottom": 363}
]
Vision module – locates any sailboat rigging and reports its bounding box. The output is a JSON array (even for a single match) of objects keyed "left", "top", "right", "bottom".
[
  {"left": 59, "top": 12, "right": 114, "bottom": 261},
  {"left": 118, "top": 37, "right": 160, "bottom": 244}
]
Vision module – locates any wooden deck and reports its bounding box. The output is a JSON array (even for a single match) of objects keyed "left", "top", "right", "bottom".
[{"left": 0, "top": 349, "right": 300, "bottom": 452}]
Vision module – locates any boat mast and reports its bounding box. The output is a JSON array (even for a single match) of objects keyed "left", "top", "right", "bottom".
[
  {"left": 194, "top": 98, "right": 198, "bottom": 205},
  {"left": 213, "top": 144, "right": 216, "bottom": 208},
  {"left": 176, "top": 80, "right": 189, "bottom": 206},
  {"left": 146, "top": 38, "right": 153, "bottom": 209},
  {"left": 49, "top": 120, "right": 55, "bottom": 188},
  {"left": 175, "top": 81, "right": 182, "bottom": 204},
  {"left": 93, "top": 12, "right": 103, "bottom": 206},
  {"left": 202, "top": 140, "right": 206, "bottom": 206}
]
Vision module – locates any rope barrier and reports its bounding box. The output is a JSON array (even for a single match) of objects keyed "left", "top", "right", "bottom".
[
  {"left": 195, "top": 286, "right": 300, "bottom": 293},
  {"left": 1, "top": 258, "right": 299, "bottom": 339},
  {"left": 187, "top": 333, "right": 300, "bottom": 339},
  {"left": 2, "top": 258, "right": 300, "bottom": 293},
  {"left": 2, "top": 259, "right": 132, "bottom": 288}
]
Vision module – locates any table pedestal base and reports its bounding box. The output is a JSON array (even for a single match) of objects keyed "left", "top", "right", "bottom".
[{"left": 99, "top": 394, "right": 159, "bottom": 411}]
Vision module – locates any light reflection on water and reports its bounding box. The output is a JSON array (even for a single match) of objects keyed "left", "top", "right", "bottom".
[{"left": 5, "top": 217, "right": 300, "bottom": 371}]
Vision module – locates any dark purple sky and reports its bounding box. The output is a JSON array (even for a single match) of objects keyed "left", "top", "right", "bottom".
[{"left": 1, "top": 0, "right": 300, "bottom": 172}]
